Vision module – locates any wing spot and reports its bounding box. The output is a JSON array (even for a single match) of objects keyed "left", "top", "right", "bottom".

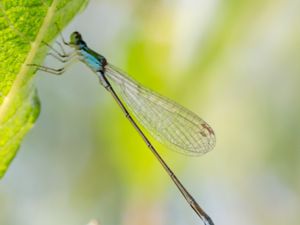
[{"left": 201, "top": 123, "right": 214, "bottom": 136}]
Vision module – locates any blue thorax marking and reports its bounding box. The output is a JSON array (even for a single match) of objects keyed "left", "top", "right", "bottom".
[{"left": 78, "top": 42, "right": 106, "bottom": 72}]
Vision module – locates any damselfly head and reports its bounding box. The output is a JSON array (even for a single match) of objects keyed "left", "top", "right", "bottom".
[{"left": 69, "top": 31, "right": 85, "bottom": 49}]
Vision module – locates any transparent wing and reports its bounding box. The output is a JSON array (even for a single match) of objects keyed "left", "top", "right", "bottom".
[{"left": 105, "top": 64, "right": 216, "bottom": 156}]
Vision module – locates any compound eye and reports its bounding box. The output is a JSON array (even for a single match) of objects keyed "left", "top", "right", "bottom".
[
  {"left": 69, "top": 31, "right": 82, "bottom": 45},
  {"left": 74, "top": 32, "right": 81, "bottom": 39}
]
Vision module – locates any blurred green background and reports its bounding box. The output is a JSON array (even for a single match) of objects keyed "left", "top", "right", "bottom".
[{"left": 1, "top": 0, "right": 300, "bottom": 225}]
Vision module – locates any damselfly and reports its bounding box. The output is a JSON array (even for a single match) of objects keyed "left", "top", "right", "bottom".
[{"left": 29, "top": 31, "right": 216, "bottom": 225}]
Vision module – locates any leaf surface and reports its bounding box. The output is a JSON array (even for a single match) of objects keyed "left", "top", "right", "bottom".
[{"left": 0, "top": 0, "right": 88, "bottom": 179}]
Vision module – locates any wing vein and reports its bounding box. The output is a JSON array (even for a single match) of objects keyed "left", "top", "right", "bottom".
[{"left": 105, "top": 64, "right": 216, "bottom": 156}]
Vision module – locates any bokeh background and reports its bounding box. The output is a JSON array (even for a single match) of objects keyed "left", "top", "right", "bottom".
[{"left": 1, "top": 0, "right": 300, "bottom": 225}]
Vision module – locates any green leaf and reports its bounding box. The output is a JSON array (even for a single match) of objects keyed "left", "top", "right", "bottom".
[{"left": 0, "top": 0, "right": 88, "bottom": 179}]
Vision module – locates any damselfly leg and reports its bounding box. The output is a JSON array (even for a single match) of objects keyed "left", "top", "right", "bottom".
[{"left": 28, "top": 25, "right": 77, "bottom": 75}]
